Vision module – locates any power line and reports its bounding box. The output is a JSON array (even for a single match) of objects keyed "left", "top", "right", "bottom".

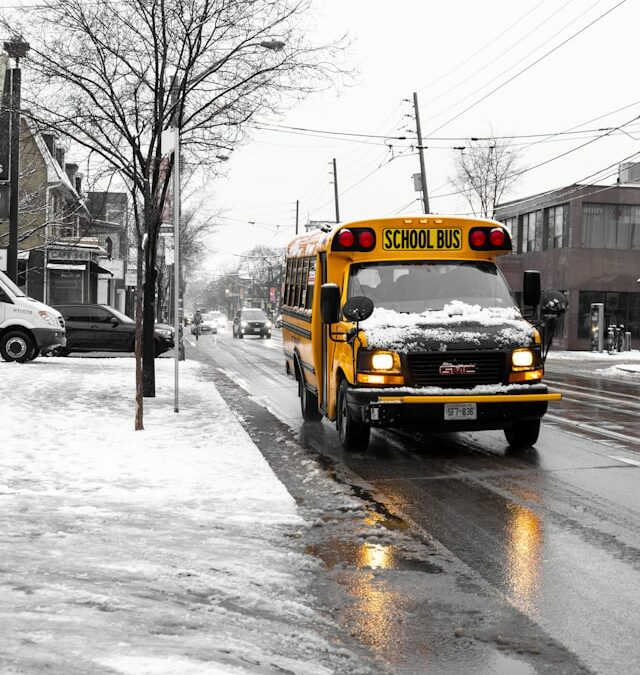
[{"left": 425, "top": 0, "right": 629, "bottom": 136}]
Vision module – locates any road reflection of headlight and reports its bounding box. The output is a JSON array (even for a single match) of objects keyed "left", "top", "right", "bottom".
[
  {"left": 359, "top": 543, "right": 392, "bottom": 570},
  {"left": 506, "top": 504, "right": 543, "bottom": 614}
]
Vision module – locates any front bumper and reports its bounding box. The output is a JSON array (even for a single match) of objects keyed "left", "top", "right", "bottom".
[
  {"left": 32, "top": 327, "right": 66, "bottom": 350},
  {"left": 346, "top": 384, "right": 560, "bottom": 432}
]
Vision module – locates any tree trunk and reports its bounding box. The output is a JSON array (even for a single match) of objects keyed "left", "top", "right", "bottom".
[
  {"left": 142, "top": 204, "right": 159, "bottom": 398},
  {"left": 134, "top": 236, "right": 144, "bottom": 430}
]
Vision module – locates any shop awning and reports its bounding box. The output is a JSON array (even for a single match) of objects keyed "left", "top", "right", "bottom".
[
  {"left": 47, "top": 263, "right": 86, "bottom": 271},
  {"left": 90, "top": 260, "right": 114, "bottom": 276}
]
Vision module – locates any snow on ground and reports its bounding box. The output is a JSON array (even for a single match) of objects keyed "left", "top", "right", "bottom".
[
  {"left": 0, "top": 357, "right": 372, "bottom": 675},
  {"left": 545, "top": 349, "right": 640, "bottom": 378}
]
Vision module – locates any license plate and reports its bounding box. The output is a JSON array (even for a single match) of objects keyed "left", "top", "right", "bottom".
[
  {"left": 382, "top": 228, "right": 462, "bottom": 251},
  {"left": 444, "top": 403, "right": 477, "bottom": 420}
]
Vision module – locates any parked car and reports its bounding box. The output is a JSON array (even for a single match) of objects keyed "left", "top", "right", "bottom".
[
  {"left": 232, "top": 307, "right": 272, "bottom": 339},
  {"left": 53, "top": 304, "right": 174, "bottom": 357},
  {"left": 0, "top": 269, "right": 66, "bottom": 362}
]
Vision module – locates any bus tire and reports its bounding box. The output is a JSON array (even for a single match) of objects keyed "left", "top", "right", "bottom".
[
  {"left": 0, "top": 330, "right": 35, "bottom": 363},
  {"left": 337, "top": 379, "right": 370, "bottom": 452},
  {"left": 300, "top": 380, "right": 322, "bottom": 422},
  {"left": 504, "top": 420, "right": 540, "bottom": 449}
]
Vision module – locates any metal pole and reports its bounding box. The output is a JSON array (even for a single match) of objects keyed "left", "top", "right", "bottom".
[
  {"left": 295, "top": 199, "right": 299, "bottom": 235},
  {"left": 332, "top": 158, "right": 340, "bottom": 223},
  {"left": 7, "top": 67, "right": 21, "bottom": 282},
  {"left": 413, "top": 92, "right": 430, "bottom": 214},
  {"left": 173, "top": 126, "right": 180, "bottom": 413}
]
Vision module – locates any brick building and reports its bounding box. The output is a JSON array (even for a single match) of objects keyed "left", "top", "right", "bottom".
[{"left": 494, "top": 175, "right": 640, "bottom": 350}]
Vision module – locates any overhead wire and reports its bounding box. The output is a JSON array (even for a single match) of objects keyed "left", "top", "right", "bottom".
[{"left": 424, "top": 0, "right": 629, "bottom": 137}]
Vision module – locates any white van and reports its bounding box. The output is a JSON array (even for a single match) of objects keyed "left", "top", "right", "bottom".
[{"left": 0, "top": 269, "right": 66, "bottom": 362}]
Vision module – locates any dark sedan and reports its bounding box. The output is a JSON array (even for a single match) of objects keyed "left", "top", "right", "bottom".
[{"left": 53, "top": 304, "right": 174, "bottom": 357}]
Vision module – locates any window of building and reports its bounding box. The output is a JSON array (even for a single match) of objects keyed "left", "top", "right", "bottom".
[
  {"left": 578, "top": 290, "right": 640, "bottom": 340},
  {"left": 581, "top": 203, "right": 640, "bottom": 249},
  {"left": 503, "top": 216, "right": 519, "bottom": 252},
  {"left": 547, "top": 204, "right": 568, "bottom": 249},
  {"left": 521, "top": 211, "right": 540, "bottom": 252}
]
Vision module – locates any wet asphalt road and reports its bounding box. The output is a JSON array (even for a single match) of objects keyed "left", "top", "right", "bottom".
[{"left": 191, "top": 328, "right": 640, "bottom": 675}]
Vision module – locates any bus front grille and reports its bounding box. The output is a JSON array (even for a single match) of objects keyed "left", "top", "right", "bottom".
[{"left": 406, "top": 351, "right": 508, "bottom": 388}]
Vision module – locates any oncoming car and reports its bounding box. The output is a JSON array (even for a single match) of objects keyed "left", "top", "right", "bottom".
[{"left": 232, "top": 308, "right": 272, "bottom": 339}]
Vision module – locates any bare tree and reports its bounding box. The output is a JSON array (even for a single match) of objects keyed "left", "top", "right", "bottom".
[
  {"left": 3, "top": 0, "right": 345, "bottom": 428},
  {"left": 450, "top": 137, "right": 523, "bottom": 218}
]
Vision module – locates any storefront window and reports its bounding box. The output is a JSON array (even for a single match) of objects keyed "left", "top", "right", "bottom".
[
  {"left": 49, "top": 269, "right": 84, "bottom": 304},
  {"left": 578, "top": 291, "right": 640, "bottom": 339}
]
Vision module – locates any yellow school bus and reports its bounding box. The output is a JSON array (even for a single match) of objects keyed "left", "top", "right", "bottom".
[{"left": 282, "top": 215, "right": 564, "bottom": 452}]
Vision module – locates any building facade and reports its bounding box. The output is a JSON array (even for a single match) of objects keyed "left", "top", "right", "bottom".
[
  {"left": 0, "top": 118, "right": 114, "bottom": 304},
  {"left": 494, "top": 180, "right": 640, "bottom": 350}
]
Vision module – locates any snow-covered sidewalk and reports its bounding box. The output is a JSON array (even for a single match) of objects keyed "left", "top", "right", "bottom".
[
  {"left": 545, "top": 349, "right": 640, "bottom": 378},
  {"left": 0, "top": 357, "right": 373, "bottom": 674}
]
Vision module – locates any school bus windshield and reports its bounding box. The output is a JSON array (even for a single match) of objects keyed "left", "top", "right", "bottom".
[{"left": 347, "top": 260, "right": 517, "bottom": 313}]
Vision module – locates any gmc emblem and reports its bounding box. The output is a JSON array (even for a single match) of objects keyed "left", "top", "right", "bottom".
[{"left": 439, "top": 362, "right": 477, "bottom": 376}]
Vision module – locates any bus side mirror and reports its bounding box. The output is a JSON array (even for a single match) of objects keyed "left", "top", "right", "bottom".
[
  {"left": 342, "top": 296, "right": 374, "bottom": 322},
  {"left": 321, "top": 283, "right": 341, "bottom": 324},
  {"left": 523, "top": 270, "right": 541, "bottom": 307}
]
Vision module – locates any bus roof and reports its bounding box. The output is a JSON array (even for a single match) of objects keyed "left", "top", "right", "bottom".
[{"left": 285, "top": 215, "right": 509, "bottom": 259}]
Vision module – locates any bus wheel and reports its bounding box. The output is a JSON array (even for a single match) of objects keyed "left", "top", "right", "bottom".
[
  {"left": 337, "top": 379, "right": 370, "bottom": 452},
  {"left": 300, "top": 378, "right": 322, "bottom": 422},
  {"left": 504, "top": 420, "right": 540, "bottom": 449}
]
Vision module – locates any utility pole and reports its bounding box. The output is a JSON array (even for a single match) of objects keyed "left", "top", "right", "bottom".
[
  {"left": 413, "top": 92, "right": 430, "bottom": 214},
  {"left": 295, "top": 199, "right": 299, "bottom": 235},
  {"left": 4, "top": 38, "right": 29, "bottom": 283},
  {"left": 332, "top": 158, "right": 340, "bottom": 223}
]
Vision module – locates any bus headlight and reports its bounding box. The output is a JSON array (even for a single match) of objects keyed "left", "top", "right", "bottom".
[
  {"left": 512, "top": 348, "right": 534, "bottom": 369},
  {"left": 357, "top": 350, "right": 404, "bottom": 385},
  {"left": 371, "top": 352, "right": 395, "bottom": 370}
]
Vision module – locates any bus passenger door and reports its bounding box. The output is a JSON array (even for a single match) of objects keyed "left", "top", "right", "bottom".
[{"left": 319, "top": 252, "right": 329, "bottom": 416}]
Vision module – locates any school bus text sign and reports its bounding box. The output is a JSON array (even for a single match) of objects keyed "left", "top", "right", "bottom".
[{"left": 382, "top": 227, "right": 462, "bottom": 251}]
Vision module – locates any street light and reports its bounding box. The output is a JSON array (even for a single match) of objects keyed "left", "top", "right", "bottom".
[{"left": 3, "top": 36, "right": 30, "bottom": 284}]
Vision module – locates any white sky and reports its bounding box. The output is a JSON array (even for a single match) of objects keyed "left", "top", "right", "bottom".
[{"left": 204, "top": 0, "right": 639, "bottom": 273}]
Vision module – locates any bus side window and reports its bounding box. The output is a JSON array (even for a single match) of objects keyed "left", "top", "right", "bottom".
[
  {"left": 300, "top": 258, "right": 309, "bottom": 308},
  {"left": 285, "top": 259, "right": 294, "bottom": 306},
  {"left": 306, "top": 259, "right": 316, "bottom": 310}
]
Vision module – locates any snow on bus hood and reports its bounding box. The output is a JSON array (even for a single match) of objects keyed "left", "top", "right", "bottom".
[{"left": 360, "top": 301, "right": 535, "bottom": 352}]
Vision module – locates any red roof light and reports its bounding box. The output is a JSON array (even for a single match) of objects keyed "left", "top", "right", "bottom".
[
  {"left": 358, "top": 230, "right": 375, "bottom": 249},
  {"left": 337, "top": 229, "right": 355, "bottom": 248},
  {"left": 489, "top": 228, "right": 506, "bottom": 247},
  {"left": 469, "top": 230, "right": 486, "bottom": 248}
]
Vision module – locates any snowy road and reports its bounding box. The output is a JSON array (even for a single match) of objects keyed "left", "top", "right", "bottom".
[{"left": 192, "top": 327, "right": 640, "bottom": 675}]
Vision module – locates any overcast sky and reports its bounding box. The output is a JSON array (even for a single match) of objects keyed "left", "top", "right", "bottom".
[{"left": 203, "top": 0, "right": 638, "bottom": 273}]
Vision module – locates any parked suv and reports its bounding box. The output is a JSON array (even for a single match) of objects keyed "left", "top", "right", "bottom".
[
  {"left": 54, "top": 304, "right": 174, "bottom": 356},
  {"left": 232, "top": 308, "right": 271, "bottom": 339}
]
